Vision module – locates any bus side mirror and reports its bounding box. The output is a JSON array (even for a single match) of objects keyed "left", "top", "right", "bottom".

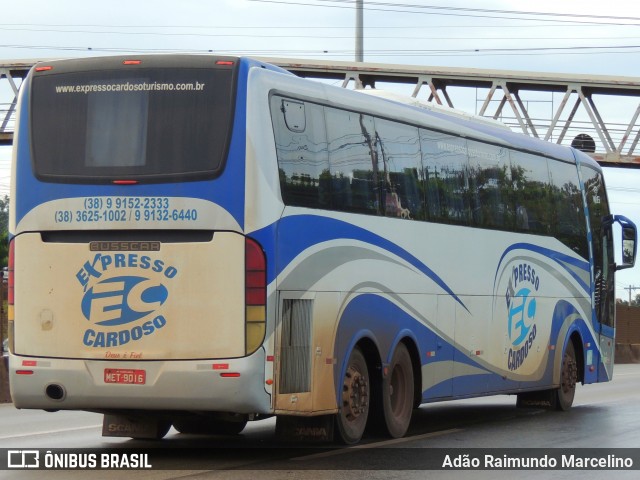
[
  {"left": 611, "top": 215, "right": 637, "bottom": 271},
  {"left": 621, "top": 225, "right": 636, "bottom": 269}
]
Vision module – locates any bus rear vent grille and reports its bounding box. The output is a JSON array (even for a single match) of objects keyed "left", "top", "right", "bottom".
[{"left": 279, "top": 299, "right": 313, "bottom": 394}]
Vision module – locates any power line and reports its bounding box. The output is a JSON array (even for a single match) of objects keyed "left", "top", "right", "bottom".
[
  {"left": 1, "top": 3, "right": 639, "bottom": 58},
  {"left": 293, "top": 0, "right": 640, "bottom": 23},
  {"left": 247, "top": 0, "right": 640, "bottom": 26},
  {"left": 2, "top": 43, "right": 639, "bottom": 57},
  {"left": 2, "top": 26, "right": 640, "bottom": 42},
  {"left": 624, "top": 285, "right": 640, "bottom": 304},
  {"left": 1, "top": 22, "right": 636, "bottom": 30},
  {"left": 608, "top": 186, "right": 640, "bottom": 193}
]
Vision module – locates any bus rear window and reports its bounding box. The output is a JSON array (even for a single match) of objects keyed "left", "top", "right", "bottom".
[{"left": 30, "top": 65, "right": 237, "bottom": 183}]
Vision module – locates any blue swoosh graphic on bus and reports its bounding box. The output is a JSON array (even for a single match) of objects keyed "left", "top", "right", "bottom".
[
  {"left": 252, "top": 214, "right": 468, "bottom": 311},
  {"left": 493, "top": 243, "right": 591, "bottom": 294}
]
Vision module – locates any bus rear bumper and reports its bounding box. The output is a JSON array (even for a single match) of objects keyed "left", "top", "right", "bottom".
[{"left": 8, "top": 350, "right": 272, "bottom": 414}]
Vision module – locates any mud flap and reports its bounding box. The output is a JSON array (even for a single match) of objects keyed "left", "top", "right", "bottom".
[
  {"left": 102, "top": 414, "right": 171, "bottom": 439},
  {"left": 515, "top": 390, "right": 557, "bottom": 409},
  {"left": 275, "top": 414, "right": 335, "bottom": 443}
]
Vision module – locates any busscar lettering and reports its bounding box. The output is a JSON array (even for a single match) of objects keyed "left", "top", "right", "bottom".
[{"left": 90, "top": 241, "right": 161, "bottom": 252}]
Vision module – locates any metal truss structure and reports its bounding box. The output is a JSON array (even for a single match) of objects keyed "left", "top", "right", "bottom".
[
  {"left": 3, "top": 57, "right": 640, "bottom": 167},
  {"left": 0, "top": 61, "right": 31, "bottom": 146}
]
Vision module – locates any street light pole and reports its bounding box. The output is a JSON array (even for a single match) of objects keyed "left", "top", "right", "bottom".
[
  {"left": 355, "top": 0, "right": 363, "bottom": 62},
  {"left": 624, "top": 285, "right": 640, "bottom": 305}
]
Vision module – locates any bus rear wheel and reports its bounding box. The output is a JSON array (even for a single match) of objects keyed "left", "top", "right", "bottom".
[
  {"left": 382, "top": 343, "right": 414, "bottom": 438},
  {"left": 335, "top": 346, "right": 370, "bottom": 444},
  {"left": 154, "top": 420, "right": 172, "bottom": 439},
  {"left": 555, "top": 341, "right": 578, "bottom": 411}
]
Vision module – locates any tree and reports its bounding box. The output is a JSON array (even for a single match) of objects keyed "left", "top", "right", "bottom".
[{"left": 616, "top": 294, "right": 640, "bottom": 307}]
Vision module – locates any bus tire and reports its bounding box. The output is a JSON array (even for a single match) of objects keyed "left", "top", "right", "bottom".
[
  {"left": 129, "top": 419, "right": 171, "bottom": 440},
  {"left": 382, "top": 343, "right": 414, "bottom": 438},
  {"left": 335, "top": 346, "right": 370, "bottom": 444},
  {"left": 173, "top": 417, "right": 247, "bottom": 435},
  {"left": 155, "top": 420, "right": 173, "bottom": 439},
  {"left": 555, "top": 340, "right": 578, "bottom": 411}
]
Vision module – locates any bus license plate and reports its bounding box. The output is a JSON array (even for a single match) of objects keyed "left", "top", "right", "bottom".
[{"left": 104, "top": 369, "right": 146, "bottom": 385}]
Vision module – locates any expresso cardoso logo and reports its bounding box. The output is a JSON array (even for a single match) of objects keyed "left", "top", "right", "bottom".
[
  {"left": 505, "top": 262, "right": 540, "bottom": 371},
  {"left": 76, "top": 253, "right": 177, "bottom": 348}
]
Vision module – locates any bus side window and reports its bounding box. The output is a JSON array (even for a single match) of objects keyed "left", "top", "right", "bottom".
[
  {"left": 271, "top": 96, "right": 330, "bottom": 209},
  {"left": 549, "top": 160, "right": 588, "bottom": 258},
  {"left": 325, "top": 108, "right": 380, "bottom": 216},
  {"left": 509, "top": 150, "right": 552, "bottom": 235},
  {"left": 580, "top": 164, "right": 613, "bottom": 326},
  {"left": 373, "top": 118, "right": 424, "bottom": 220},
  {"left": 467, "top": 139, "right": 513, "bottom": 230},
  {"left": 420, "top": 130, "right": 470, "bottom": 226}
]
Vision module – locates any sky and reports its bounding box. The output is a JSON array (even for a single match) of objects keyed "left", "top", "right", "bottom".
[{"left": 1, "top": 0, "right": 640, "bottom": 298}]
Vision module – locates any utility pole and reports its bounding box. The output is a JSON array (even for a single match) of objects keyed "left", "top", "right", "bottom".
[
  {"left": 624, "top": 285, "right": 640, "bottom": 305},
  {"left": 355, "top": 0, "right": 363, "bottom": 62}
]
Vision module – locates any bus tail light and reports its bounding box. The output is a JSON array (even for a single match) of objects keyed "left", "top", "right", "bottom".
[
  {"left": 112, "top": 180, "right": 139, "bottom": 185},
  {"left": 8, "top": 239, "right": 14, "bottom": 307},
  {"left": 245, "top": 238, "right": 266, "bottom": 355},
  {"left": 7, "top": 238, "right": 14, "bottom": 353}
]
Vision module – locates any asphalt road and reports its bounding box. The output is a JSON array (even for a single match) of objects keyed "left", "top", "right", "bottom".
[{"left": 1, "top": 364, "right": 640, "bottom": 479}]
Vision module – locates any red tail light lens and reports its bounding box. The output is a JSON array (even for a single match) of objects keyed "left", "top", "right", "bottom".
[
  {"left": 245, "top": 238, "right": 266, "bottom": 354},
  {"left": 8, "top": 239, "right": 14, "bottom": 306},
  {"left": 112, "top": 180, "right": 139, "bottom": 185},
  {"left": 245, "top": 238, "right": 266, "bottom": 306}
]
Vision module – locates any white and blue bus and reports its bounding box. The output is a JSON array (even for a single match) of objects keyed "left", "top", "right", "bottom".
[{"left": 8, "top": 55, "right": 637, "bottom": 444}]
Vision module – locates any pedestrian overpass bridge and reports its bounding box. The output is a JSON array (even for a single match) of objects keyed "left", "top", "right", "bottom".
[{"left": 3, "top": 57, "right": 640, "bottom": 167}]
